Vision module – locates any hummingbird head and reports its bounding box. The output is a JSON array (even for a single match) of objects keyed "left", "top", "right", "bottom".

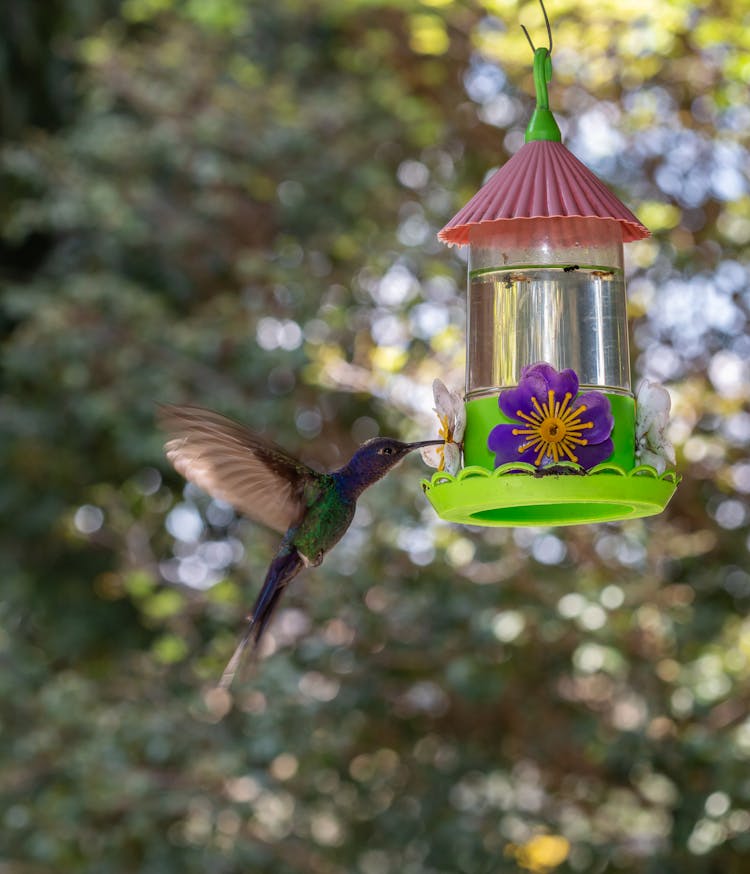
[{"left": 339, "top": 437, "right": 443, "bottom": 495}]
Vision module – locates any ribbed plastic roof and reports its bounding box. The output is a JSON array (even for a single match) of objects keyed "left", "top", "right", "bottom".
[{"left": 438, "top": 139, "right": 649, "bottom": 247}]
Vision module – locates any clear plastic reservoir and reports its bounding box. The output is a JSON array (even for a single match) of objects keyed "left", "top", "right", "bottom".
[{"left": 466, "top": 217, "right": 630, "bottom": 399}]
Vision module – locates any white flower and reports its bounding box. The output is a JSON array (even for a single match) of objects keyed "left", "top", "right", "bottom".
[
  {"left": 635, "top": 379, "right": 676, "bottom": 474},
  {"left": 421, "top": 379, "right": 466, "bottom": 476}
]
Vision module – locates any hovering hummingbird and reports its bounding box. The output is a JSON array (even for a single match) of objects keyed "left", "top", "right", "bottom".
[{"left": 158, "top": 405, "right": 441, "bottom": 687}]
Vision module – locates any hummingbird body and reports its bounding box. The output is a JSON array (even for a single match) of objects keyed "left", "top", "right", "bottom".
[
  {"left": 158, "top": 405, "right": 439, "bottom": 686},
  {"left": 290, "top": 475, "right": 354, "bottom": 566}
]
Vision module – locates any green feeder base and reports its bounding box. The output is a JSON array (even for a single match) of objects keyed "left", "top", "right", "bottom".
[{"left": 422, "top": 463, "right": 679, "bottom": 527}]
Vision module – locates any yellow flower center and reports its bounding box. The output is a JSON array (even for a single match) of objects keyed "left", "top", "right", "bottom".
[
  {"left": 436, "top": 413, "right": 451, "bottom": 471},
  {"left": 437, "top": 413, "right": 451, "bottom": 442},
  {"left": 511, "top": 390, "right": 594, "bottom": 466}
]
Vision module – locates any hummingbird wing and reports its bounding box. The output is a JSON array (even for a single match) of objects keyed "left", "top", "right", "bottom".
[{"left": 158, "top": 404, "right": 326, "bottom": 535}]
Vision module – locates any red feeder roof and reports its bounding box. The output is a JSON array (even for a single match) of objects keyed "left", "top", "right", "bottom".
[{"left": 438, "top": 139, "right": 649, "bottom": 247}]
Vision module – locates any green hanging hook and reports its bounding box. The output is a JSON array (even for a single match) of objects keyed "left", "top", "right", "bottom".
[{"left": 522, "top": 0, "right": 562, "bottom": 143}]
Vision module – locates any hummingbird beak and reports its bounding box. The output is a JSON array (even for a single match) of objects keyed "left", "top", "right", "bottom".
[{"left": 409, "top": 439, "right": 446, "bottom": 449}]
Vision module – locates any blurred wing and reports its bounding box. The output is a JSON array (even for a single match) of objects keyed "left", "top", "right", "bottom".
[{"left": 158, "top": 404, "right": 325, "bottom": 535}]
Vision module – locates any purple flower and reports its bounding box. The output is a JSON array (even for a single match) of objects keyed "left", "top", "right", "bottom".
[{"left": 488, "top": 363, "right": 614, "bottom": 470}]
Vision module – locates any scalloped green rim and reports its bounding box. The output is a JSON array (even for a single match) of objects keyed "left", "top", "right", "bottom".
[{"left": 421, "top": 464, "right": 680, "bottom": 527}]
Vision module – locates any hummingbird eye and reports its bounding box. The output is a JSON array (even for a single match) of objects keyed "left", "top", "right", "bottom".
[{"left": 379, "top": 446, "right": 394, "bottom": 456}]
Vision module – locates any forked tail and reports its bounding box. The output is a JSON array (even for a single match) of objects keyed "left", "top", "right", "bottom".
[{"left": 218, "top": 546, "right": 305, "bottom": 689}]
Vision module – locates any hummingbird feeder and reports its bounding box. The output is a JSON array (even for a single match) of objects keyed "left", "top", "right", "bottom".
[{"left": 422, "top": 3, "right": 679, "bottom": 527}]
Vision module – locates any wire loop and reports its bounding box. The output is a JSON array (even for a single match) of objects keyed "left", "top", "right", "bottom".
[{"left": 520, "top": 0, "right": 553, "bottom": 55}]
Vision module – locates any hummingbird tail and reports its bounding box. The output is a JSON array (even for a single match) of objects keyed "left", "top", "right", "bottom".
[{"left": 218, "top": 546, "right": 305, "bottom": 689}]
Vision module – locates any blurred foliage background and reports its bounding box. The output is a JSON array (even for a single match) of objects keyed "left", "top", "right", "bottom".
[{"left": 1, "top": 0, "right": 749, "bottom": 871}]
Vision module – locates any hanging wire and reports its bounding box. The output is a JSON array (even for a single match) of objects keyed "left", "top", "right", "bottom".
[
  {"left": 520, "top": 0, "right": 553, "bottom": 55},
  {"left": 521, "top": 0, "right": 561, "bottom": 139}
]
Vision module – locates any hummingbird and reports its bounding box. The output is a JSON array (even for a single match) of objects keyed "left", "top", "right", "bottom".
[{"left": 158, "top": 404, "right": 441, "bottom": 687}]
